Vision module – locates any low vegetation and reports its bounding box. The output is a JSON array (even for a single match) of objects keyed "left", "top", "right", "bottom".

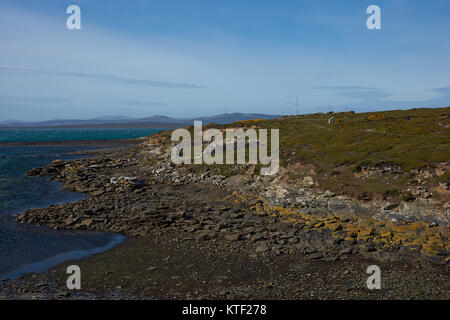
[{"left": 153, "top": 107, "right": 450, "bottom": 200}]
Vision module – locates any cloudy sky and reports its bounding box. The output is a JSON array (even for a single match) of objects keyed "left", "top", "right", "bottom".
[{"left": 0, "top": 0, "right": 449, "bottom": 121}]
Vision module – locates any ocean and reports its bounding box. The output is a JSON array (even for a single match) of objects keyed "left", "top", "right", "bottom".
[
  {"left": 0, "top": 128, "right": 163, "bottom": 279},
  {"left": 0, "top": 127, "right": 164, "bottom": 143}
]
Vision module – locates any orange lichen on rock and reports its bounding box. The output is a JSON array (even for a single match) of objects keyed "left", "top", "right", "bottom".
[{"left": 234, "top": 190, "right": 448, "bottom": 261}]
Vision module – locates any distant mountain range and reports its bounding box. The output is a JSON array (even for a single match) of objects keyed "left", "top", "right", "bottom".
[{"left": 0, "top": 113, "right": 282, "bottom": 128}]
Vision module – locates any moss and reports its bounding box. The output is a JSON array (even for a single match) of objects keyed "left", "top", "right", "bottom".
[
  {"left": 436, "top": 172, "right": 450, "bottom": 183},
  {"left": 384, "top": 189, "right": 400, "bottom": 197},
  {"left": 330, "top": 170, "right": 341, "bottom": 176}
]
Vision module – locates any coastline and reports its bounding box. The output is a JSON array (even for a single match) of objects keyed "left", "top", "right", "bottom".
[
  {"left": 1, "top": 132, "right": 448, "bottom": 299},
  {"left": 0, "top": 138, "right": 142, "bottom": 147},
  {"left": 3, "top": 234, "right": 125, "bottom": 281},
  {"left": 0, "top": 139, "right": 140, "bottom": 282}
]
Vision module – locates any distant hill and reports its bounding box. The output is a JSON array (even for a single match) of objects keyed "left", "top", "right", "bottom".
[{"left": 0, "top": 113, "right": 282, "bottom": 128}]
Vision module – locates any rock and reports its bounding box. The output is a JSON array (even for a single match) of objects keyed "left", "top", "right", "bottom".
[
  {"left": 54, "top": 291, "right": 70, "bottom": 299},
  {"left": 19, "top": 293, "right": 48, "bottom": 300},
  {"left": 255, "top": 244, "right": 269, "bottom": 253},
  {"left": 380, "top": 230, "right": 393, "bottom": 239},
  {"left": 64, "top": 217, "right": 78, "bottom": 226},
  {"left": 323, "top": 256, "right": 339, "bottom": 262},
  {"left": 26, "top": 168, "right": 43, "bottom": 176},
  {"left": 80, "top": 219, "right": 93, "bottom": 227},
  {"left": 303, "top": 247, "right": 318, "bottom": 254},
  {"left": 323, "top": 191, "right": 336, "bottom": 198},
  {"left": 110, "top": 176, "right": 143, "bottom": 188},
  {"left": 225, "top": 233, "right": 241, "bottom": 241},
  {"left": 339, "top": 247, "right": 353, "bottom": 255},
  {"left": 421, "top": 253, "right": 445, "bottom": 265},
  {"left": 384, "top": 203, "right": 399, "bottom": 210},
  {"left": 196, "top": 230, "right": 215, "bottom": 241},
  {"left": 361, "top": 244, "right": 377, "bottom": 252},
  {"left": 250, "top": 233, "right": 263, "bottom": 242},
  {"left": 271, "top": 244, "right": 282, "bottom": 252},
  {"left": 358, "top": 228, "right": 374, "bottom": 238},
  {"left": 309, "top": 252, "right": 323, "bottom": 260},
  {"left": 328, "top": 201, "right": 349, "bottom": 212},
  {"left": 327, "top": 222, "right": 343, "bottom": 232},
  {"left": 223, "top": 175, "right": 251, "bottom": 187},
  {"left": 301, "top": 176, "right": 314, "bottom": 187},
  {"left": 373, "top": 250, "right": 402, "bottom": 263},
  {"left": 91, "top": 188, "right": 106, "bottom": 196}
]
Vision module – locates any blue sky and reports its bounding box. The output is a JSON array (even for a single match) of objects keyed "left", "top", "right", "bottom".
[{"left": 0, "top": 0, "right": 449, "bottom": 121}]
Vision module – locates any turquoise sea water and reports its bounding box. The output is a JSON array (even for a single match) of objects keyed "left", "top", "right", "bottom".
[
  {"left": 0, "top": 128, "right": 164, "bottom": 143},
  {"left": 0, "top": 128, "right": 162, "bottom": 279}
]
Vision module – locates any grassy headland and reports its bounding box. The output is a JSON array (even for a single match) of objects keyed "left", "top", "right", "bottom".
[{"left": 154, "top": 107, "right": 450, "bottom": 201}]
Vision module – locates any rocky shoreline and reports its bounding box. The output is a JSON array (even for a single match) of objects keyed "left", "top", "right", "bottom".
[{"left": 1, "top": 136, "right": 449, "bottom": 299}]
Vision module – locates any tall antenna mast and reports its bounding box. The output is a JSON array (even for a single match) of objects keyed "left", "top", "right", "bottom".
[
  {"left": 296, "top": 96, "right": 299, "bottom": 115},
  {"left": 300, "top": 96, "right": 302, "bottom": 115}
]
